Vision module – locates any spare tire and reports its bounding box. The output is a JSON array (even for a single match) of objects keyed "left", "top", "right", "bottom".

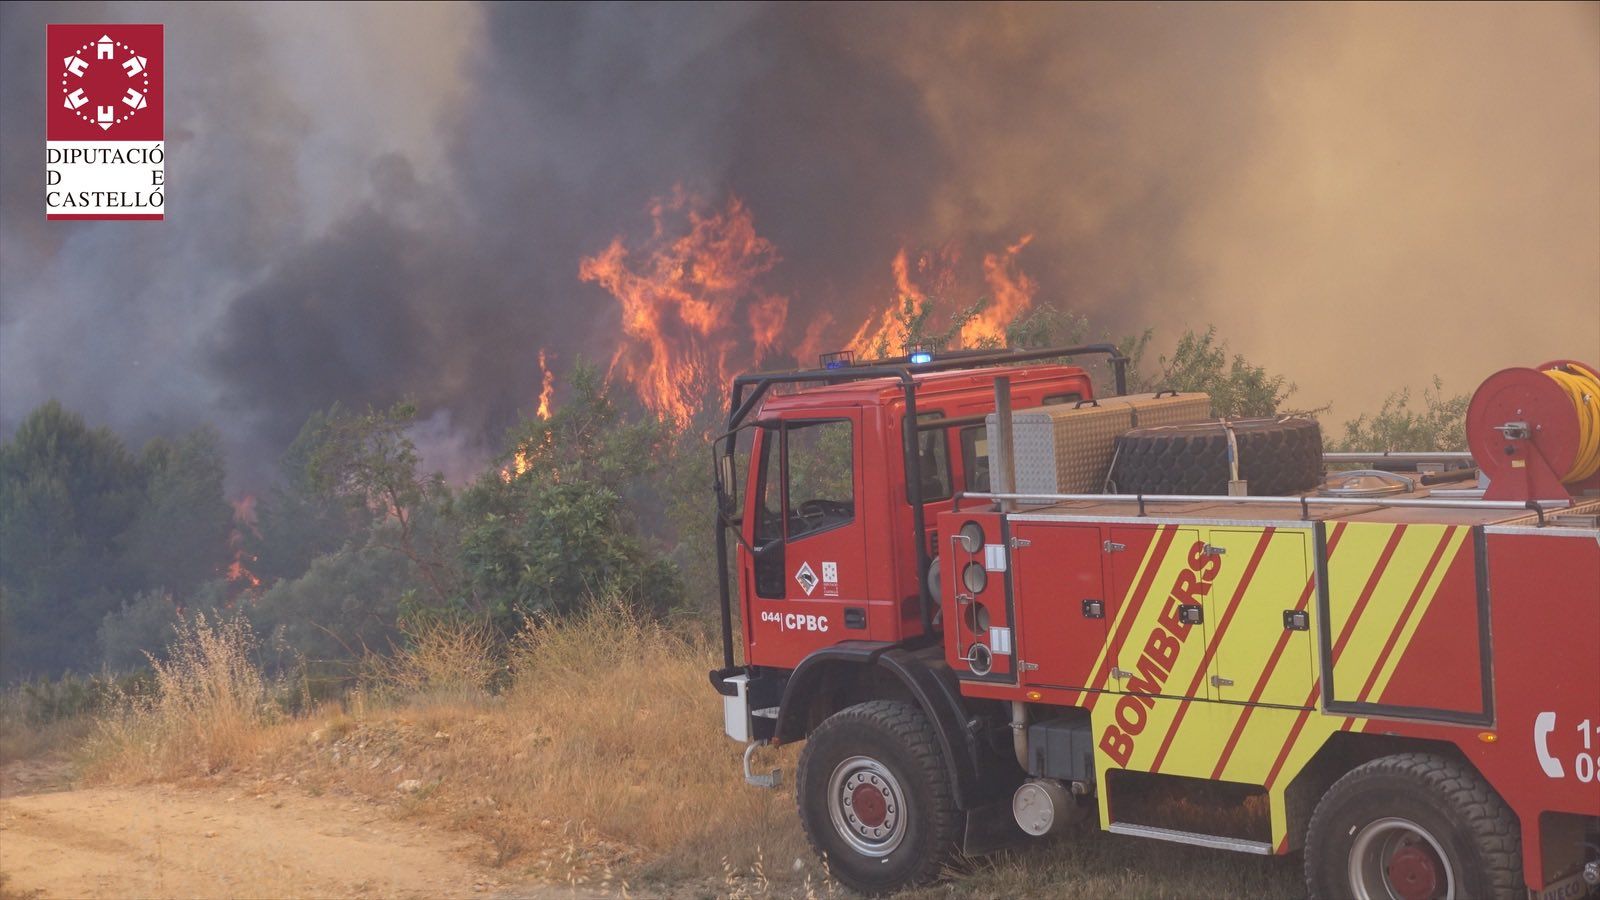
[{"left": 1109, "top": 417, "right": 1323, "bottom": 496}]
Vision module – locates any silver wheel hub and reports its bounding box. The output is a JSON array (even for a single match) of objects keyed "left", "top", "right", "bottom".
[
  {"left": 1347, "top": 816, "right": 1455, "bottom": 900},
  {"left": 826, "top": 755, "right": 907, "bottom": 858}
]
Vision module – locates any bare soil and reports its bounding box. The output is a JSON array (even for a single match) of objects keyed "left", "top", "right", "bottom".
[{"left": 0, "top": 762, "right": 613, "bottom": 900}]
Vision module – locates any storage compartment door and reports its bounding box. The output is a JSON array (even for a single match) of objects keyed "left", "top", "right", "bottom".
[
  {"left": 1205, "top": 528, "right": 1315, "bottom": 708},
  {"left": 1011, "top": 523, "right": 1108, "bottom": 690},
  {"left": 1107, "top": 525, "right": 1208, "bottom": 700}
]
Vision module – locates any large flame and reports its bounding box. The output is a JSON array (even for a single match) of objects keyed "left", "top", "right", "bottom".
[
  {"left": 844, "top": 239, "right": 1036, "bottom": 358},
  {"left": 575, "top": 189, "right": 1040, "bottom": 429},
  {"left": 964, "top": 234, "right": 1037, "bottom": 347},
  {"left": 580, "top": 188, "right": 787, "bottom": 427},
  {"left": 846, "top": 249, "right": 932, "bottom": 358}
]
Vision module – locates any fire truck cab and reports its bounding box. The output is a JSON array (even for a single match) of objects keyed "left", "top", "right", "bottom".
[{"left": 710, "top": 346, "right": 1600, "bottom": 899}]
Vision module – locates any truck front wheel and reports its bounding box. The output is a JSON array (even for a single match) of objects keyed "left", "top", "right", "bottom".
[
  {"left": 796, "top": 700, "right": 959, "bottom": 895},
  {"left": 1304, "top": 752, "right": 1522, "bottom": 900}
]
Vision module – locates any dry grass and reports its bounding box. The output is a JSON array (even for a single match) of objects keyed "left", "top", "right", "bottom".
[
  {"left": 262, "top": 603, "right": 809, "bottom": 887},
  {"left": 0, "top": 714, "right": 93, "bottom": 767},
  {"left": 80, "top": 613, "right": 278, "bottom": 782},
  {"left": 911, "top": 825, "right": 1302, "bottom": 899},
  {"left": 364, "top": 617, "right": 502, "bottom": 706},
  {"left": 0, "top": 673, "right": 123, "bottom": 766},
  {"left": 71, "top": 603, "right": 1306, "bottom": 897},
  {"left": 499, "top": 603, "right": 807, "bottom": 882}
]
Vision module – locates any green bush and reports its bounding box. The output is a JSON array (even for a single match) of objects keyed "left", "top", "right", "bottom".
[
  {"left": 1328, "top": 377, "right": 1469, "bottom": 452},
  {"left": 1120, "top": 327, "right": 1295, "bottom": 417},
  {"left": 10, "top": 672, "right": 136, "bottom": 726},
  {"left": 97, "top": 590, "right": 182, "bottom": 673},
  {"left": 247, "top": 541, "right": 414, "bottom": 667}
]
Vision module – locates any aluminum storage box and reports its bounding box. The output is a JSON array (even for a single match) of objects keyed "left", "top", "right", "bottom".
[
  {"left": 987, "top": 392, "right": 1212, "bottom": 494},
  {"left": 1118, "top": 391, "right": 1213, "bottom": 428}
]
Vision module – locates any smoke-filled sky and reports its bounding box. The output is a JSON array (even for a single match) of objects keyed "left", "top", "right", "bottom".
[{"left": 2, "top": 2, "right": 1596, "bottom": 487}]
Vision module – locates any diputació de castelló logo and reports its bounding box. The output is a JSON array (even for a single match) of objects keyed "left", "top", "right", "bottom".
[{"left": 46, "top": 23, "right": 164, "bottom": 221}]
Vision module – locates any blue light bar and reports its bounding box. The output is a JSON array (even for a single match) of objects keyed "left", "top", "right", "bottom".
[
  {"left": 909, "top": 349, "right": 934, "bottom": 365},
  {"left": 819, "top": 350, "right": 854, "bottom": 369}
]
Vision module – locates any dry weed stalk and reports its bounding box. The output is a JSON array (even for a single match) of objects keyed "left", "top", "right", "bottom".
[
  {"left": 83, "top": 613, "right": 272, "bottom": 780},
  {"left": 367, "top": 618, "right": 501, "bottom": 705}
]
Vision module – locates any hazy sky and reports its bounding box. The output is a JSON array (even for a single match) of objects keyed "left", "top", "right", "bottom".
[{"left": 2, "top": 2, "right": 1596, "bottom": 485}]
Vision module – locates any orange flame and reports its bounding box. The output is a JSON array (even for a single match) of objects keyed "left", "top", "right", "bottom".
[
  {"left": 580, "top": 189, "right": 787, "bottom": 427},
  {"left": 576, "top": 189, "right": 1038, "bottom": 425},
  {"left": 226, "top": 495, "right": 262, "bottom": 591},
  {"left": 846, "top": 249, "right": 929, "bottom": 358},
  {"left": 502, "top": 449, "right": 531, "bottom": 483},
  {"left": 535, "top": 349, "right": 555, "bottom": 420},
  {"left": 845, "top": 242, "right": 1047, "bottom": 358},
  {"left": 963, "top": 234, "right": 1036, "bottom": 347}
]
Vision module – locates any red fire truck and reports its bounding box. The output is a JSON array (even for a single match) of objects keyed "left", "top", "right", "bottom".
[{"left": 709, "top": 345, "right": 1600, "bottom": 898}]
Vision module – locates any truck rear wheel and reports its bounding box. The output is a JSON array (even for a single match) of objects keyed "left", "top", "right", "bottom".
[
  {"left": 1304, "top": 753, "right": 1522, "bottom": 900},
  {"left": 796, "top": 700, "right": 959, "bottom": 895}
]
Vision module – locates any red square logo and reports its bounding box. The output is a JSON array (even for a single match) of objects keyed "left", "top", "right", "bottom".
[{"left": 48, "top": 24, "right": 163, "bottom": 142}]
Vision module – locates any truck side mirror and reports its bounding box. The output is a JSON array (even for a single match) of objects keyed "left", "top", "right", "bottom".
[{"left": 718, "top": 452, "right": 738, "bottom": 515}]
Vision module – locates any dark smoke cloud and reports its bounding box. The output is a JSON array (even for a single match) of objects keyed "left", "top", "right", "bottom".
[{"left": 2, "top": 2, "right": 1595, "bottom": 487}]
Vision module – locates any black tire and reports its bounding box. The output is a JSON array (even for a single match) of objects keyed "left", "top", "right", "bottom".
[
  {"left": 1110, "top": 416, "right": 1323, "bottom": 496},
  {"left": 1304, "top": 753, "right": 1522, "bottom": 900},
  {"left": 796, "top": 700, "right": 959, "bottom": 895}
]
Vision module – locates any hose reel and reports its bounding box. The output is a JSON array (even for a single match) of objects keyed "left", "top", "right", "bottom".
[{"left": 1466, "top": 360, "right": 1600, "bottom": 501}]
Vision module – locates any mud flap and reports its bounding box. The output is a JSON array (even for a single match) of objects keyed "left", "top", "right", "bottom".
[{"left": 962, "top": 797, "right": 1025, "bottom": 856}]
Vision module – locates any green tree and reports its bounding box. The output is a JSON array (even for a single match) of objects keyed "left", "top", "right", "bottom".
[
  {"left": 96, "top": 589, "right": 181, "bottom": 672},
  {"left": 246, "top": 410, "right": 372, "bottom": 585},
  {"left": 248, "top": 542, "right": 413, "bottom": 669},
  {"left": 458, "top": 364, "right": 681, "bottom": 624},
  {"left": 1004, "top": 304, "right": 1090, "bottom": 351},
  {"left": 304, "top": 402, "right": 459, "bottom": 609},
  {"left": 123, "top": 428, "right": 234, "bottom": 597},
  {"left": 0, "top": 402, "right": 144, "bottom": 677}
]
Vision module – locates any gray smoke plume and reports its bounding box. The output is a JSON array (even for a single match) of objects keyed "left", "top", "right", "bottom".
[{"left": 3, "top": 2, "right": 1596, "bottom": 487}]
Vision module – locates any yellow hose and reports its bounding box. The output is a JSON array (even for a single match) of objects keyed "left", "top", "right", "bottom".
[{"left": 1545, "top": 365, "right": 1600, "bottom": 482}]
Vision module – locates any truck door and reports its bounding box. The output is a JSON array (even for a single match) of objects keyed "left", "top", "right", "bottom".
[{"left": 743, "top": 412, "right": 870, "bottom": 669}]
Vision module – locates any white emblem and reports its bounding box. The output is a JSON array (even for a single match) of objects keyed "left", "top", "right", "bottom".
[
  {"left": 59, "top": 34, "right": 152, "bottom": 131},
  {"left": 794, "top": 562, "right": 818, "bottom": 596}
]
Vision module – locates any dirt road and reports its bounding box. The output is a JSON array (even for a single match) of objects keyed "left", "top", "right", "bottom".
[{"left": 0, "top": 772, "right": 613, "bottom": 900}]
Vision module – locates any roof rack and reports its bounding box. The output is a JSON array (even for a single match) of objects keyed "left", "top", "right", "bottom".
[
  {"left": 959, "top": 490, "right": 1570, "bottom": 522},
  {"left": 725, "top": 342, "right": 1128, "bottom": 432}
]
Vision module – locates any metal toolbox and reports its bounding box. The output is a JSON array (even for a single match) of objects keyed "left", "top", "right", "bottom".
[{"left": 988, "top": 392, "right": 1211, "bottom": 494}]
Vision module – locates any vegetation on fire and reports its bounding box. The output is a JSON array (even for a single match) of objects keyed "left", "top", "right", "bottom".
[{"left": 0, "top": 307, "right": 1471, "bottom": 894}]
